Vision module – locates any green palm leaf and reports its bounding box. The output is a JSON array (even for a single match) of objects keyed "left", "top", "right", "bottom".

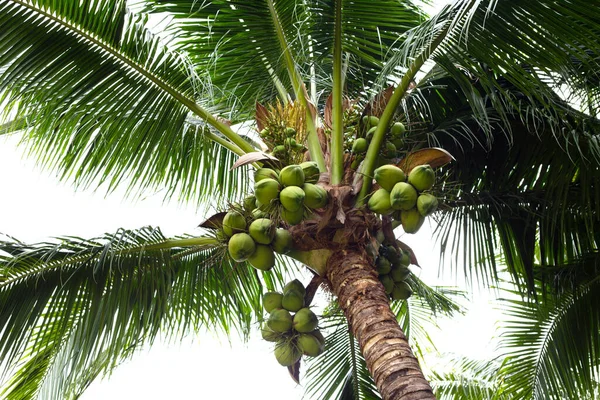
[
  {"left": 430, "top": 357, "right": 511, "bottom": 400},
  {"left": 0, "top": 0, "right": 252, "bottom": 202},
  {"left": 497, "top": 280, "right": 600, "bottom": 399},
  {"left": 0, "top": 228, "right": 282, "bottom": 399}
]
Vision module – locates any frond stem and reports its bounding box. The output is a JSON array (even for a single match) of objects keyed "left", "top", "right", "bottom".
[
  {"left": 266, "top": 0, "right": 326, "bottom": 171},
  {"left": 330, "top": 0, "right": 344, "bottom": 184},
  {"left": 356, "top": 19, "right": 451, "bottom": 205}
]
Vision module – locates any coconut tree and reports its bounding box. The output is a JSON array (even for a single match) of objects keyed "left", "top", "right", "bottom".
[{"left": 1, "top": 0, "right": 599, "bottom": 399}]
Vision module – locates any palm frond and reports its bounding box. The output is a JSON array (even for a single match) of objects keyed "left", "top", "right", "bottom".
[
  {"left": 0, "top": 228, "right": 280, "bottom": 399},
  {"left": 143, "top": 0, "right": 309, "bottom": 118},
  {"left": 0, "top": 0, "right": 250, "bottom": 203},
  {"left": 430, "top": 356, "right": 511, "bottom": 400},
  {"left": 497, "top": 280, "right": 600, "bottom": 399}
]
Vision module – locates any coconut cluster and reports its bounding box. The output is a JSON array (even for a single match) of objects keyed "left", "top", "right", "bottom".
[
  {"left": 254, "top": 162, "right": 328, "bottom": 226},
  {"left": 367, "top": 164, "right": 439, "bottom": 234},
  {"left": 260, "top": 125, "right": 307, "bottom": 166},
  {"left": 261, "top": 279, "right": 325, "bottom": 366},
  {"left": 349, "top": 115, "right": 406, "bottom": 168},
  {"left": 223, "top": 204, "right": 294, "bottom": 271},
  {"left": 375, "top": 245, "right": 413, "bottom": 301}
]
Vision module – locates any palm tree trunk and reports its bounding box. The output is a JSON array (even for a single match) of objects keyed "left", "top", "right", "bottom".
[{"left": 327, "top": 249, "right": 436, "bottom": 400}]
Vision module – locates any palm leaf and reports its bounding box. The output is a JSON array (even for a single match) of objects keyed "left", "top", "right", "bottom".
[
  {"left": 0, "top": 0, "right": 251, "bottom": 203},
  {"left": 430, "top": 356, "right": 511, "bottom": 400},
  {"left": 497, "top": 280, "right": 600, "bottom": 399},
  {"left": 0, "top": 228, "right": 282, "bottom": 399}
]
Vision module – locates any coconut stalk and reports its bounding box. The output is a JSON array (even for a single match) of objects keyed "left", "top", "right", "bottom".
[
  {"left": 327, "top": 249, "right": 436, "bottom": 400},
  {"left": 330, "top": 0, "right": 345, "bottom": 184}
]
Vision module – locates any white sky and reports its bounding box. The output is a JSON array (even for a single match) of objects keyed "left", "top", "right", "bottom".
[{"left": 0, "top": 1, "right": 502, "bottom": 399}]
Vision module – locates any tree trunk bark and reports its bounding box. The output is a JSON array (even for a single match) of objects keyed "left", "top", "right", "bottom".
[{"left": 326, "top": 249, "right": 436, "bottom": 400}]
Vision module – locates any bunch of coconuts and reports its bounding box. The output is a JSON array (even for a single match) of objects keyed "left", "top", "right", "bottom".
[
  {"left": 261, "top": 279, "right": 325, "bottom": 366},
  {"left": 254, "top": 162, "right": 328, "bottom": 226},
  {"left": 367, "top": 164, "right": 439, "bottom": 234},
  {"left": 351, "top": 116, "right": 406, "bottom": 164},
  {"left": 223, "top": 207, "right": 293, "bottom": 271},
  {"left": 375, "top": 245, "right": 413, "bottom": 300}
]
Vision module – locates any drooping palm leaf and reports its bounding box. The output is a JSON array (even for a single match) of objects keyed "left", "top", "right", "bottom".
[
  {"left": 0, "top": 228, "right": 282, "bottom": 399},
  {"left": 430, "top": 356, "right": 511, "bottom": 400},
  {"left": 0, "top": 0, "right": 252, "bottom": 203},
  {"left": 497, "top": 280, "right": 600, "bottom": 399}
]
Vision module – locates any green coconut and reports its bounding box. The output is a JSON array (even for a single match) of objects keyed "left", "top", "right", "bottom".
[
  {"left": 384, "top": 142, "right": 397, "bottom": 157},
  {"left": 391, "top": 138, "right": 404, "bottom": 149},
  {"left": 399, "top": 250, "right": 411, "bottom": 267},
  {"left": 273, "top": 145, "right": 286, "bottom": 155},
  {"left": 284, "top": 138, "right": 297, "bottom": 148},
  {"left": 281, "top": 207, "right": 304, "bottom": 225},
  {"left": 293, "top": 308, "right": 318, "bottom": 333},
  {"left": 222, "top": 211, "right": 247, "bottom": 237},
  {"left": 284, "top": 279, "right": 306, "bottom": 295},
  {"left": 274, "top": 341, "right": 302, "bottom": 366},
  {"left": 297, "top": 333, "right": 324, "bottom": 357},
  {"left": 365, "top": 126, "right": 377, "bottom": 141},
  {"left": 417, "top": 193, "right": 439, "bottom": 216},
  {"left": 368, "top": 188, "right": 393, "bottom": 215},
  {"left": 380, "top": 274, "right": 395, "bottom": 295},
  {"left": 272, "top": 228, "right": 293, "bottom": 254},
  {"left": 279, "top": 165, "right": 305, "bottom": 187},
  {"left": 243, "top": 195, "right": 257, "bottom": 212},
  {"left": 284, "top": 127, "right": 296, "bottom": 137},
  {"left": 391, "top": 122, "right": 406, "bottom": 137},
  {"left": 248, "top": 244, "right": 276, "bottom": 271},
  {"left": 303, "top": 183, "right": 328, "bottom": 209},
  {"left": 384, "top": 245, "right": 402, "bottom": 266},
  {"left": 263, "top": 292, "right": 283, "bottom": 313},
  {"left": 311, "top": 329, "right": 326, "bottom": 346},
  {"left": 376, "top": 256, "right": 392, "bottom": 275},
  {"left": 390, "top": 182, "right": 418, "bottom": 211},
  {"left": 268, "top": 309, "right": 293, "bottom": 332},
  {"left": 390, "top": 266, "right": 410, "bottom": 283},
  {"left": 375, "top": 230, "right": 385, "bottom": 244},
  {"left": 352, "top": 138, "right": 368, "bottom": 154},
  {"left": 282, "top": 289, "right": 304, "bottom": 312},
  {"left": 261, "top": 325, "right": 281, "bottom": 342},
  {"left": 374, "top": 165, "right": 407, "bottom": 192},
  {"left": 280, "top": 186, "right": 305, "bottom": 212},
  {"left": 300, "top": 161, "right": 320, "bottom": 183},
  {"left": 408, "top": 164, "right": 435, "bottom": 192},
  {"left": 227, "top": 233, "right": 256, "bottom": 262},
  {"left": 251, "top": 208, "right": 268, "bottom": 219},
  {"left": 392, "top": 281, "right": 413, "bottom": 301},
  {"left": 368, "top": 115, "right": 380, "bottom": 127},
  {"left": 248, "top": 218, "right": 276, "bottom": 244},
  {"left": 255, "top": 168, "right": 279, "bottom": 182},
  {"left": 255, "top": 178, "right": 281, "bottom": 205},
  {"left": 400, "top": 208, "right": 425, "bottom": 234}
]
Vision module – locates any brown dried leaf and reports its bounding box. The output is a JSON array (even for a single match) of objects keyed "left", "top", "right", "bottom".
[
  {"left": 304, "top": 275, "right": 324, "bottom": 307},
  {"left": 231, "top": 151, "right": 278, "bottom": 170},
  {"left": 288, "top": 361, "right": 301, "bottom": 384},
  {"left": 198, "top": 212, "right": 227, "bottom": 230},
  {"left": 398, "top": 147, "right": 454, "bottom": 173},
  {"left": 324, "top": 93, "right": 333, "bottom": 128},
  {"left": 255, "top": 102, "right": 269, "bottom": 132}
]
